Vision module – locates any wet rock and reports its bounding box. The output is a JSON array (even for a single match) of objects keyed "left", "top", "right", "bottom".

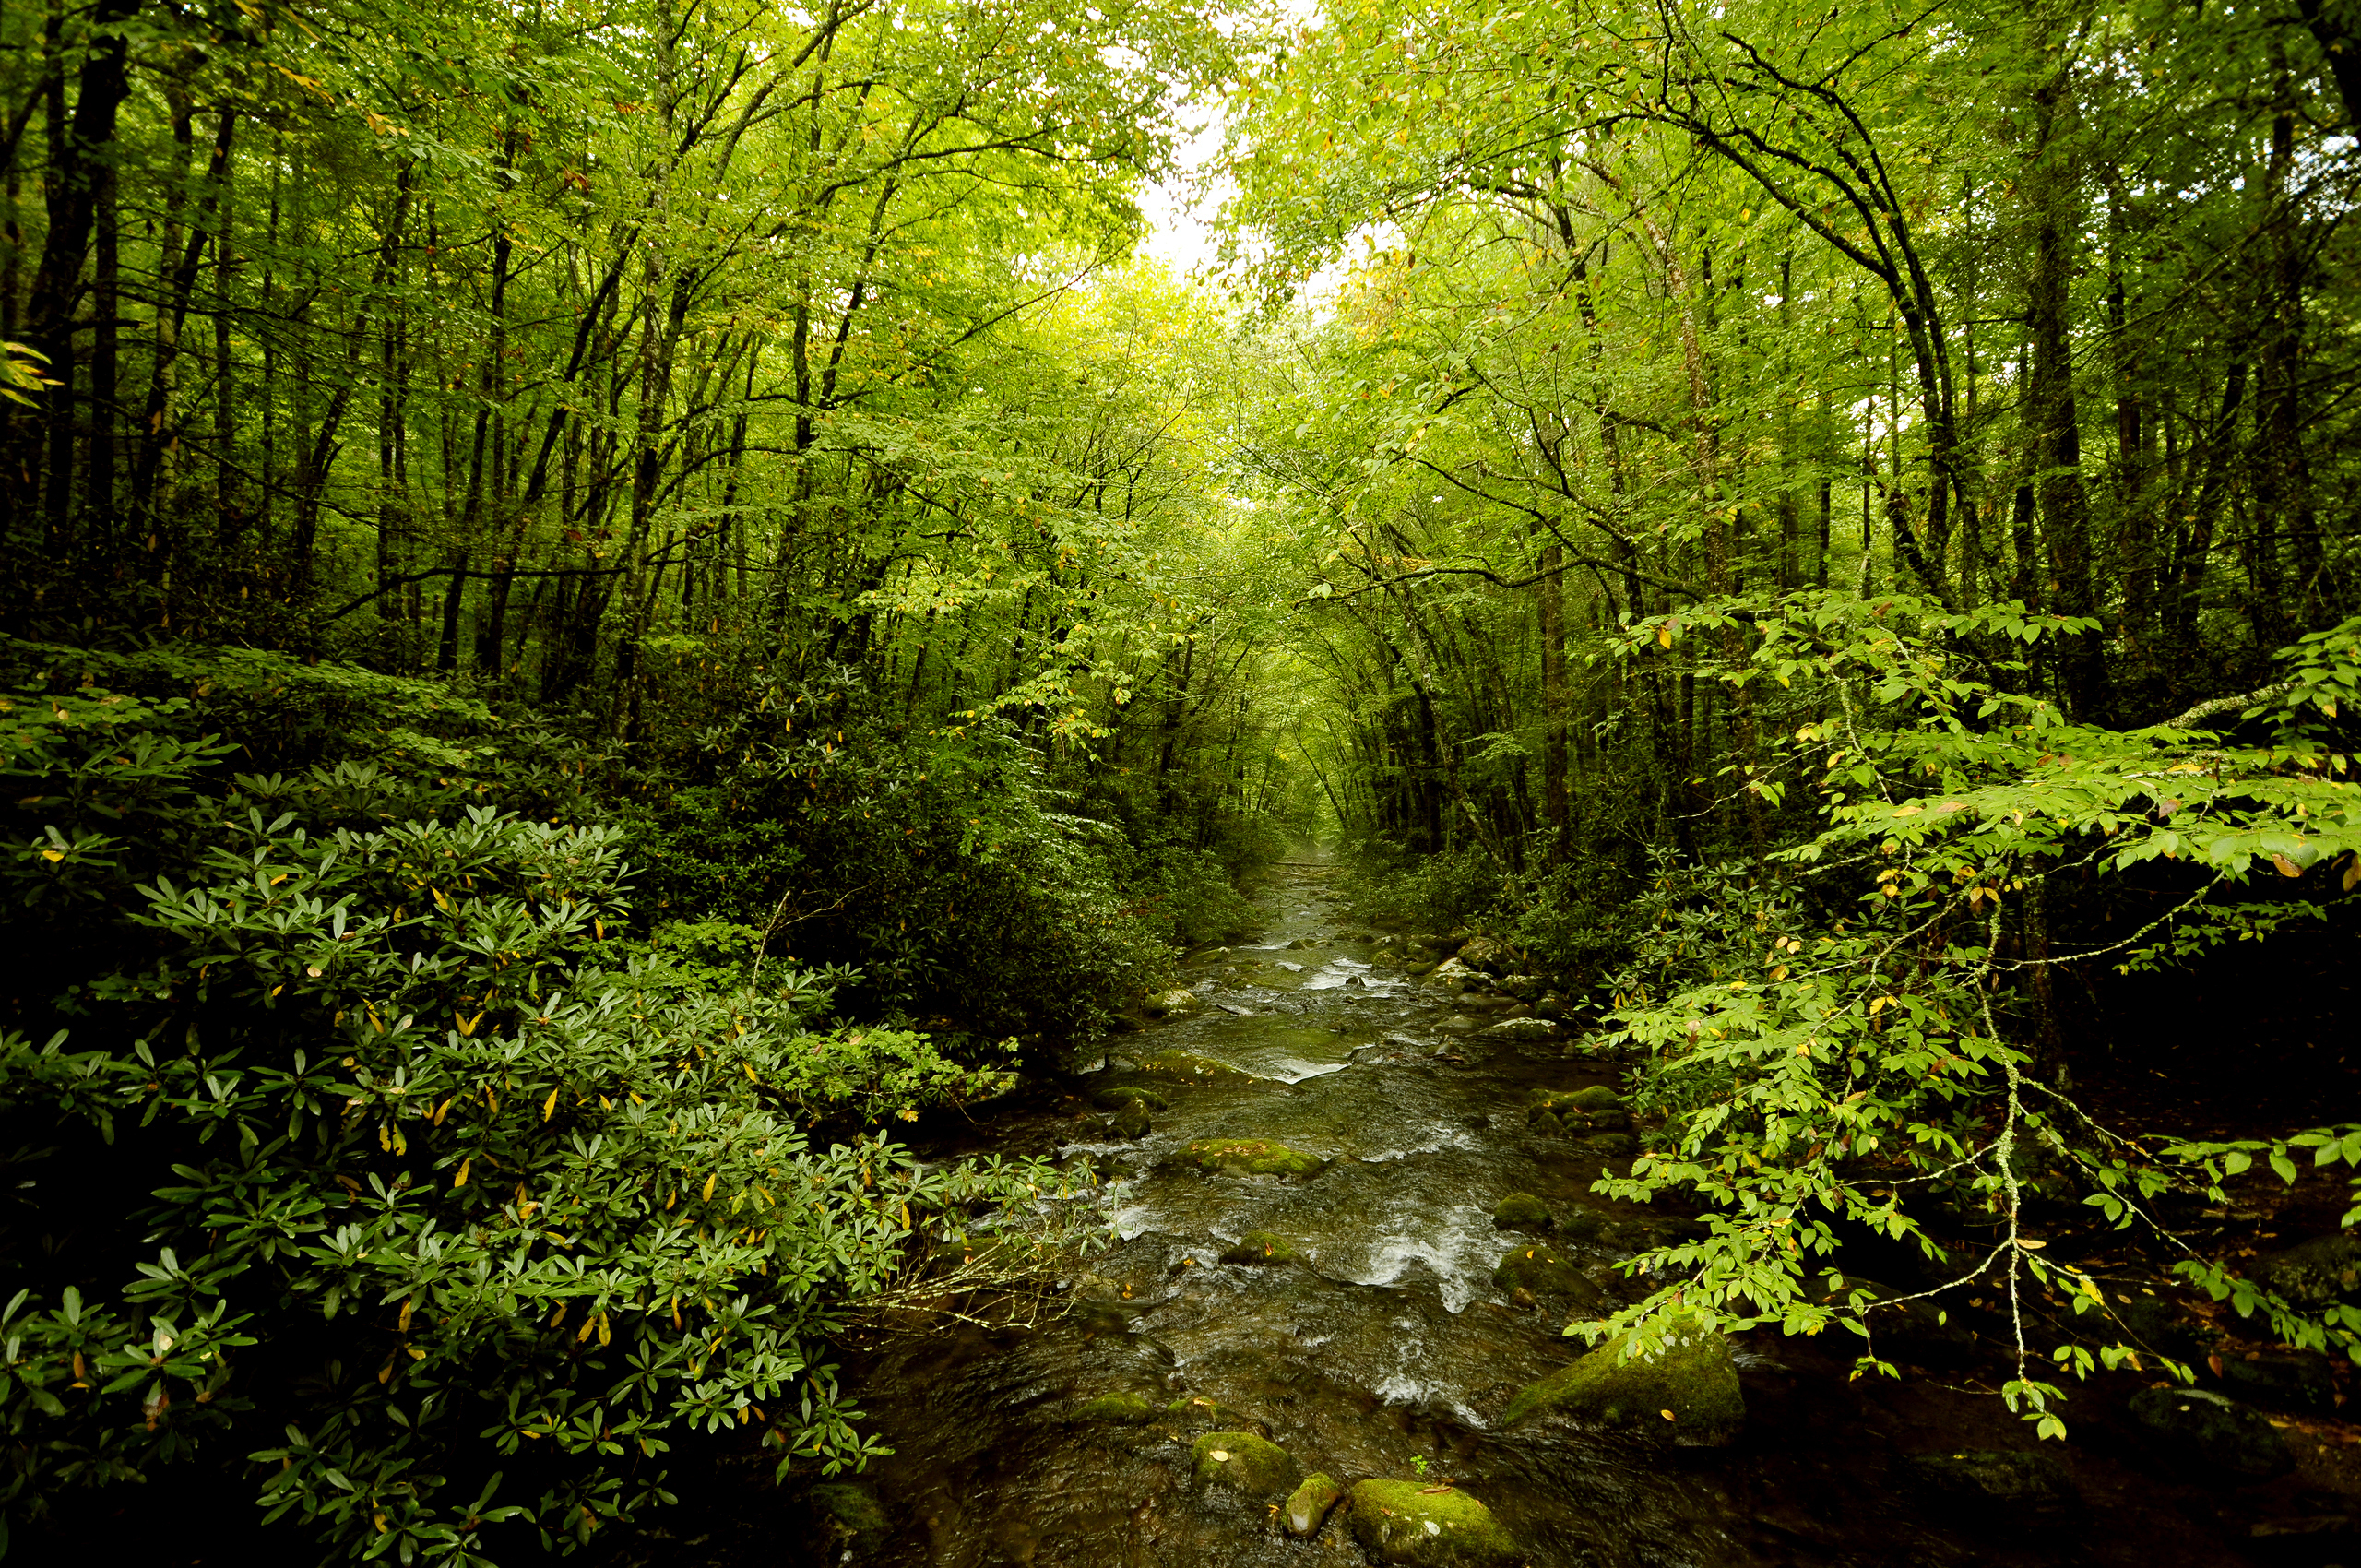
[
  {"left": 1536, "top": 995, "right": 1568, "bottom": 1020},
  {"left": 1070, "top": 1299, "right": 1143, "bottom": 1335},
  {"left": 1502, "top": 1004, "right": 1535, "bottom": 1019},
  {"left": 1490, "top": 1241, "right": 1593, "bottom": 1301},
  {"left": 1346, "top": 1479, "right": 1518, "bottom": 1567},
  {"left": 1094, "top": 1086, "right": 1169, "bottom": 1112},
  {"left": 1491, "top": 1193, "right": 1553, "bottom": 1232},
  {"left": 1532, "top": 1085, "right": 1621, "bottom": 1115},
  {"left": 1192, "top": 1431, "right": 1300, "bottom": 1499},
  {"left": 1501, "top": 1318, "right": 1745, "bottom": 1444},
  {"left": 1530, "top": 1110, "right": 1569, "bottom": 1139},
  {"left": 1161, "top": 1396, "right": 1269, "bottom": 1435},
  {"left": 1483, "top": 1017, "right": 1560, "bottom": 1039},
  {"left": 2213, "top": 1349, "right": 2336, "bottom": 1414},
  {"left": 810, "top": 1481, "right": 890, "bottom": 1548},
  {"left": 1143, "top": 988, "right": 1197, "bottom": 1017},
  {"left": 1905, "top": 1449, "right": 2081, "bottom": 1520},
  {"left": 1216, "top": 1002, "right": 1256, "bottom": 1016},
  {"left": 1110, "top": 1099, "right": 1152, "bottom": 1140},
  {"left": 1183, "top": 1138, "right": 1325, "bottom": 1178},
  {"left": 1555, "top": 1206, "right": 1607, "bottom": 1241},
  {"left": 1345, "top": 974, "right": 1367, "bottom": 988},
  {"left": 2260, "top": 1232, "right": 2361, "bottom": 1309},
  {"left": 1275, "top": 960, "right": 1307, "bottom": 973},
  {"left": 1454, "top": 936, "right": 1514, "bottom": 975},
  {"left": 1073, "top": 1390, "right": 1158, "bottom": 1423},
  {"left": 1430, "top": 957, "right": 1477, "bottom": 989},
  {"left": 1285, "top": 1472, "right": 1345, "bottom": 1537},
  {"left": 1584, "top": 1133, "right": 1637, "bottom": 1162},
  {"left": 2127, "top": 1385, "right": 2295, "bottom": 1481},
  {"left": 1218, "top": 1229, "right": 1308, "bottom": 1266},
  {"left": 1139, "top": 1050, "right": 1256, "bottom": 1084},
  {"left": 1287, "top": 937, "right": 1323, "bottom": 950}
]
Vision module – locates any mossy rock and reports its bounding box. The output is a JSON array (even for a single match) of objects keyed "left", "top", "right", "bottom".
[
  {"left": 1533, "top": 1085, "right": 1621, "bottom": 1116},
  {"left": 1555, "top": 1206, "right": 1606, "bottom": 1241},
  {"left": 1191, "top": 1431, "right": 1300, "bottom": 1499},
  {"left": 1584, "top": 1133, "right": 1637, "bottom": 1161},
  {"left": 1502, "top": 1319, "right": 1744, "bottom": 1444},
  {"left": 1074, "top": 1391, "right": 1157, "bottom": 1423},
  {"left": 1110, "top": 1098, "right": 1152, "bottom": 1140},
  {"left": 1219, "top": 1229, "right": 1308, "bottom": 1265},
  {"left": 1183, "top": 1137, "right": 1324, "bottom": 1178},
  {"left": 810, "top": 1482, "right": 890, "bottom": 1546},
  {"left": 2260, "top": 1233, "right": 2361, "bottom": 1308},
  {"left": 1160, "top": 1395, "right": 1268, "bottom": 1435},
  {"left": 1490, "top": 1241, "right": 1590, "bottom": 1301},
  {"left": 1095, "top": 1086, "right": 1169, "bottom": 1112},
  {"left": 1491, "top": 1193, "right": 1553, "bottom": 1231},
  {"left": 1347, "top": 1479, "right": 1518, "bottom": 1567},
  {"left": 1138, "top": 1050, "right": 1256, "bottom": 1084},
  {"left": 1285, "top": 1472, "right": 1345, "bottom": 1538},
  {"left": 2127, "top": 1386, "right": 2294, "bottom": 1480}
]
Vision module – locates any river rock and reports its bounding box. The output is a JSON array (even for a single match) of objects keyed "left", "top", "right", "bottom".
[
  {"left": 1287, "top": 937, "right": 1323, "bottom": 950},
  {"left": 1143, "top": 988, "right": 1197, "bottom": 1017},
  {"left": 1491, "top": 1193, "right": 1553, "bottom": 1231},
  {"left": 1429, "top": 957, "right": 1476, "bottom": 989},
  {"left": 1905, "top": 1449, "right": 2081, "bottom": 1519},
  {"left": 1454, "top": 936, "right": 1514, "bottom": 975},
  {"left": 1110, "top": 1098, "right": 1152, "bottom": 1140},
  {"left": 1095, "top": 1086, "right": 1169, "bottom": 1112},
  {"left": 1502, "top": 1318, "right": 1745, "bottom": 1443},
  {"left": 1490, "top": 1241, "right": 1592, "bottom": 1301},
  {"left": 1219, "top": 1229, "right": 1307, "bottom": 1265},
  {"left": 1183, "top": 1138, "right": 1324, "bottom": 1178},
  {"left": 1216, "top": 1002, "right": 1256, "bottom": 1016},
  {"left": 1139, "top": 1050, "right": 1255, "bottom": 1084},
  {"left": 1275, "top": 960, "right": 1306, "bottom": 973},
  {"left": 1484, "top": 1017, "right": 1560, "bottom": 1039},
  {"left": 1073, "top": 1390, "right": 1157, "bottom": 1423},
  {"left": 2214, "top": 1348, "right": 2335, "bottom": 1412},
  {"left": 1584, "top": 1133, "right": 1637, "bottom": 1161},
  {"left": 1285, "top": 1471, "right": 1345, "bottom": 1537},
  {"left": 1346, "top": 1479, "right": 1518, "bottom": 1567},
  {"left": 1495, "top": 973, "right": 1546, "bottom": 1001},
  {"left": 2260, "top": 1232, "right": 2361, "bottom": 1308},
  {"left": 1192, "top": 1431, "right": 1300, "bottom": 1499},
  {"left": 2128, "top": 1386, "right": 2295, "bottom": 1479}
]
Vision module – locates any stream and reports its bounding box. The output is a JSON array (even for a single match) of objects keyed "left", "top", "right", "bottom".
[{"left": 792, "top": 861, "right": 2262, "bottom": 1568}]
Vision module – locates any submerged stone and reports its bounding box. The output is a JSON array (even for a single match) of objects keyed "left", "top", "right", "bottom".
[
  {"left": 809, "top": 1481, "right": 890, "bottom": 1546},
  {"left": 1219, "top": 1229, "right": 1308, "bottom": 1265},
  {"left": 1502, "top": 1318, "right": 1745, "bottom": 1444},
  {"left": 1073, "top": 1390, "right": 1157, "bottom": 1423},
  {"left": 1192, "top": 1431, "right": 1300, "bottom": 1499},
  {"left": 1161, "top": 1395, "right": 1267, "bottom": 1435},
  {"left": 1183, "top": 1137, "right": 1324, "bottom": 1178},
  {"left": 1347, "top": 1479, "right": 1518, "bottom": 1567},
  {"left": 1285, "top": 1472, "right": 1345, "bottom": 1537},
  {"left": 1139, "top": 1050, "right": 1255, "bottom": 1084},
  {"left": 1489, "top": 1241, "right": 1591, "bottom": 1301},
  {"left": 1490, "top": 1193, "right": 1553, "bottom": 1231}
]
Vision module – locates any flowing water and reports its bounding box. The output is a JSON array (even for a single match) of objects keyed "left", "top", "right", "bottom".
[{"left": 794, "top": 861, "right": 2253, "bottom": 1568}]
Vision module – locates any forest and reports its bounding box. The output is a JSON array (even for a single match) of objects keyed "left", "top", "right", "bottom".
[{"left": 2, "top": 0, "right": 2358, "bottom": 1557}]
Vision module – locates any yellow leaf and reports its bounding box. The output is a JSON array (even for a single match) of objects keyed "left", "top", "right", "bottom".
[
  {"left": 543, "top": 1087, "right": 560, "bottom": 1121},
  {"left": 454, "top": 1158, "right": 470, "bottom": 1188},
  {"left": 702, "top": 1172, "right": 717, "bottom": 1202},
  {"left": 398, "top": 1298, "right": 414, "bottom": 1332},
  {"left": 1655, "top": 624, "right": 1673, "bottom": 649},
  {"left": 456, "top": 1011, "right": 482, "bottom": 1037},
  {"left": 40, "top": 849, "right": 62, "bottom": 862},
  {"left": 2271, "top": 853, "right": 2302, "bottom": 878}
]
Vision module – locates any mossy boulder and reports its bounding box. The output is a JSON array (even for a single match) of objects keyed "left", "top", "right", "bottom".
[
  {"left": 1074, "top": 1390, "right": 1157, "bottom": 1423},
  {"left": 1183, "top": 1138, "right": 1324, "bottom": 1178},
  {"left": 2127, "top": 1386, "right": 2294, "bottom": 1480},
  {"left": 1491, "top": 1193, "right": 1553, "bottom": 1231},
  {"left": 1095, "top": 1086, "right": 1169, "bottom": 1112},
  {"left": 1490, "top": 1241, "right": 1591, "bottom": 1301},
  {"left": 1192, "top": 1431, "right": 1300, "bottom": 1499},
  {"left": 1109, "top": 1098, "right": 1152, "bottom": 1140},
  {"left": 1347, "top": 1479, "right": 1518, "bottom": 1567},
  {"left": 1584, "top": 1133, "right": 1637, "bottom": 1162},
  {"left": 809, "top": 1482, "right": 890, "bottom": 1547},
  {"left": 1501, "top": 1319, "right": 1744, "bottom": 1444},
  {"left": 1454, "top": 936, "right": 1515, "bottom": 975},
  {"left": 1906, "top": 1449, "right": 2081, "bottom": 1519},
  {"left": 1144, "top": 988, "right": 1198, "bottom": 1017},
  {"left": 1535, "top": 1085, "right": 1621, "bottom": 1114},
  {"left": 1139, "top": 1050, "right": 1256, "bottom": 1085},
  {"left": 1285, "top": 1472, "right": 1345, "bottom": 1538},
  {"left": 1160, "top": 1395, "right": 1268, "bottom": 1435},
  {"left": 1219, "top": 1229, "right": 1308, "bottom": 1265},
  {"left": 2260, "top": 1232, "right": 2361, "bottom": 1308}
]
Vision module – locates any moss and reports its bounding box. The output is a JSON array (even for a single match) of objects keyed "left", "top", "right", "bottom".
[
  {"left": 1109, "top": 1098, "right": 1151, "bottom": 1139},
  {"left": 1346, "top": 1479, "right": 1518, "bottom": 1566},
  {"left": 1219, "top": 1229, "right": 1307, "bottom": 1265},
  {"left": 1490, "top": 1193, "right": 1552, "bottom": 1230},
  {"left": 1074, "top": 1391, "right": 1157, "bottom": 1423},
  {"left": 1489, "top": 1241, "right": 1589, "bottom": 1300},
  {"left": 1191, "top": 1431, "right": 1300, "bottom": 1499},
  {"left": 1585, "top": 1133, "right": 1636, "bottom": 1161},
  {"left": 1095, "top": 1086, "right": 1169, "bottom": 1111},
  {"left": 1138, "top": 1050, "right": 1256, "bottom": 1084},
  {"left": 1183, "top": 1137, "right": 1323, "bottom": 1178},
  {"left": 1285, "top": 1472, "right": 1345, "bottom": 1537},
  {"left": 1501, "top": 1318, "right": 1744, "bottom": 1444}
]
